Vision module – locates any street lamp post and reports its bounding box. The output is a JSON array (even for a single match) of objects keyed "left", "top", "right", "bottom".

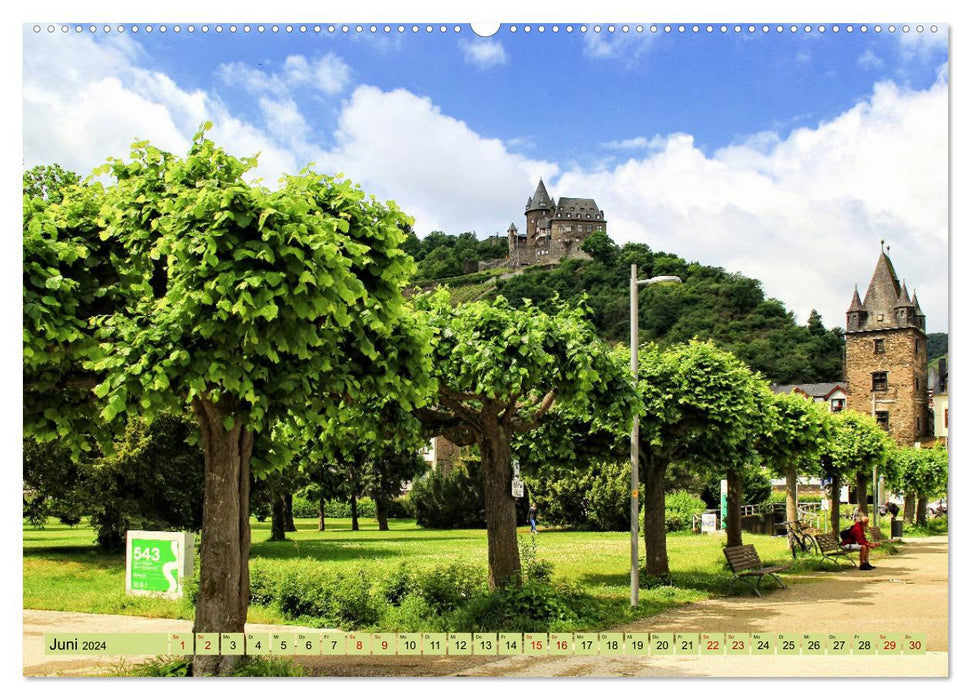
[{"left": 630, "top": 265, "right": 682, "bottom": 607}]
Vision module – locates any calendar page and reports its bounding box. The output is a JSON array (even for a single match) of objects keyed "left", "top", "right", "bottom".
[{"left": 18, "top": 0, "right": 952, "bottom": 687}]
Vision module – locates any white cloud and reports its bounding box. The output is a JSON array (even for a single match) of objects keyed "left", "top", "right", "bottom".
[
  {"left": 314, "top": 86, "right": 556, "bottom": 236},
  {"left": 857, "top": 49, "right": 884, "bottom": 70},
  {"left": 21, "top": 27, "right": 948, "bottom": 334},
  {"left": 558, "top": 74, "right": 948, "bottom": 332},
  {"left": 601, "top": 136, "right": 652, "bottom": 151},
  {"left": 23, "top": 29, "right": 298, "bottom": 183},
  {"left": 459, "top": 39, "right": 508, "bottom": 68},
  {"left": 582, "top": 30, "right": 656, "bottom": 66},
  {"left": 283, "top": 54, "right": 352, "bottom": 94}
]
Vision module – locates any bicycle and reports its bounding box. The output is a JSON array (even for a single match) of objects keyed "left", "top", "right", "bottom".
[{"left": 784, "top": 520, "right": 820, "bottom": 559}]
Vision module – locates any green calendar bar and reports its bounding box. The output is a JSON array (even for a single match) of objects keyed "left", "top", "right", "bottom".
[
  {"left": 523, "top": 632, "right": 548, "bottom": 655},
  {"left": 726, "top": 632, "right": 749, "bottom": 655},
  {"left": 827, "top": 633, "right": 852, "bottom": 655},
  {"left": 397, "top": 633, "right": 422, "bottom": 655},
  {"left": 320, "top": 632, "right": 345, "bottom": 655},
  {"left": 651, "top": 632, "right": 675, "bottom": 655},
  {"left": 902, "top": 633, "right": 926, "bottom": 655},
  {"left": 473, "top": 632, "right": 498, "bottom": 655},
  {"left": 372, "top": 632, "right": 396, "bottom": 655},
  {"left": 498, "top": 632, "right": 522, "bottom": 655},
  {"left": 675, "top": 632, "right": 699, "bottom": 655},
  {"left": 802, "top": 633, "right": 825, "bottom": 656},
  {"left": 877, "top": 633, "right": 902, "bottom": 655},
  {"left": 448, "top": 633, "right": 473, "bottom": 656},
  {"left": 854, "top": 633, "right": 878, "bottom": 655},
  {"left": 549, "top": 632, "right": 573, "bottom": 655},
  {"left": 43, "top": 633, "right": 169, "bottom": 656},
  {"left": 44, "top": 631, "right": 929, "bottom": 656},
  {"left": 195, "top": 633, "right": 219, "bottom": 656},
  {"left": 600, "top": 633, "right": 624, "bottom": 655},
  {"left": 700, "top": 632, "right": 724, "bottom": 656},
  {"left": 751, "top": 632, "right": 774, "bottom": 655},
  {"left": 221, "top": 633, "right": 244, "bottom": 656},
  {"left": 574, "top": 632, "right": 598, "bottom": 654},
  {"left": 625, "top": 633, "right": 650, "bottom": 656},
  {"left": 294, "top": 632, "right": 320, "bottom": 655},
  {"left": 422, "top": 632, "right": 447, "bottom": 655}
]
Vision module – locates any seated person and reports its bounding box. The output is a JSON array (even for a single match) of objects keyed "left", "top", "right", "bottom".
[{"left": 842, "top": 514, "right": 877, "bottom": 570}]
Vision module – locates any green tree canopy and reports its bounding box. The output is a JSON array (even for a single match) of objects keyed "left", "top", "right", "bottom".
[
  {"left": 22, "top": 128, "right": 432, "bottom": 675},
  {"left": 636, "top": 340, "right": 769, "bottom": 576},
  {"left": 413, "top": 291, "right": 637, "bottom": 588}
]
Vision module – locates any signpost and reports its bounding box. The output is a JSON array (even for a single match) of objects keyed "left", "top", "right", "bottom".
[
  {"left": 125, "top": 531, "right": 194, "bottom": 598},
  {"left": 511, "top": 459, "right": 524, "bottom": 498}
]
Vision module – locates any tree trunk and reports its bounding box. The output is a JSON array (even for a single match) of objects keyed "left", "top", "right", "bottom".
[
  {"left": 904, "top": 493, "right": 916, "bottom": 523},
  {"left": 855, "top": 471, "right": 869, "bottom": 517},
  {"left": 350, "top": 494, "right": 359, "bottom": 531},
  {"left": 479, "top": 417, "right": 521, "bottom": 589},
  {"left": 641, "top": 453, "right": 670, "bottom": 580},
  {"left": 317, "top": 498, "right": 326, "bottom": 531},
  {"left": 916, "top": 495, "right": 928, "bottom": 526},
  {"left": 375, "top": 495, "right": 390, "bottom": 531},
  {"left": 725, "top": 468, "right": 743, "bottom": 547},
  {"left": 830, "top": 478, "right": 841, "bottom": 535},
  {"left": 191, "top": 398, "right": 253, "bottom": 677},
  {"left": 284, "top": 493, "right": 296, "bottom": 532},
  {"left": 269, "top": 495, "right": 286, "bottom": 541},
  {"left": 784, "top": 466, "right": 798, "bottom": 526}
]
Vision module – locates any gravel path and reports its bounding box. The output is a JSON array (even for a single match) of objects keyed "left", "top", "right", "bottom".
[{"left": 23, "top": 536, "right": 948, "bottom": 677}]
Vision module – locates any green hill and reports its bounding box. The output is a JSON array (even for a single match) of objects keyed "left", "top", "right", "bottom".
[{"left": 411, "top": 234, "right": 846, "bottom": 385}]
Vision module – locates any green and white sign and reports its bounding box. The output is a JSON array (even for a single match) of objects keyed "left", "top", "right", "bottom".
[{"left": 125, "top": 530, "right": 194, "bottom": 598}]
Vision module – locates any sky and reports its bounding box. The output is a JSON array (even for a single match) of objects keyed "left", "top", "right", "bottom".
[{"left": 21, "top": 17, "right": 949, "bottom": 335}]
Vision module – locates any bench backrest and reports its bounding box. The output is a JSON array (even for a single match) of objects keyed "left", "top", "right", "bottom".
[
  {"left": 815, "top": 531, "right": 841, "bottom": 553},
  {"left": 723, "top": 544, "right": 762, "bottom": 573}
]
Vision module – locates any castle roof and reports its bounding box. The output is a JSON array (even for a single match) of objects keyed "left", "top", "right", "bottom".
[
  {"left": 861, "top": 252, "right": 902, "bottom": 314},
  {"left": 553, "top": 197, "right": 604, "bottom": 221},
  {"left": 525, "top": 178, "right": 553, "bottom": 213},
  {"left": 847, "top": 247, "right": 926, "bottom": 334}
]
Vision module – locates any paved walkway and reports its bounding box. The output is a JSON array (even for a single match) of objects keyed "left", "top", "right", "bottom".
[{"left": 23, "top": 536, "right": 948, "bottom": 677}]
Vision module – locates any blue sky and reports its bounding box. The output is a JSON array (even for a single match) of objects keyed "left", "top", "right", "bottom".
[{"left": 21, "top": 19, "right": 949, "bottom": 333}]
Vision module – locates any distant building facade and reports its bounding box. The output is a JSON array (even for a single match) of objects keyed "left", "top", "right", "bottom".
[
  {"left": 771, "top": 383, "right": 848, "bottom": 413},
  {"left": 506, "top": 179, "right": 606, "bottom": 267},
  {"left": 844, "top": 246, "right": 929, "bottom": 445}
]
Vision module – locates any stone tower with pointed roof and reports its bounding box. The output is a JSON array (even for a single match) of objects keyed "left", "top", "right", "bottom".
[
  {"left": 508, "top": 179, "right": 607, "bottom": 266},
  {"left": 844, "top": 245, "right": 929, "bottom": 445}
]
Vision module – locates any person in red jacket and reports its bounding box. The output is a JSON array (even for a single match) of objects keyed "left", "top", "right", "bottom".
[{"left": 842, "top": 514, "right": 877, "bottom": 570}]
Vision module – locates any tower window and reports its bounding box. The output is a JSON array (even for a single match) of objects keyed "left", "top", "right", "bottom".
[
  {"left": 875, "top": 411, "right": 890, "bottom": 431},
  {"left": 872, "top": 372, "right": 888, "bottom": 391},
  {"left": 874, "top": 339, "right": 885, "bottom": 354}
]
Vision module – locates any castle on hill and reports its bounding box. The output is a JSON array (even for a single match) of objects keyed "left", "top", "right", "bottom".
[{"left": 504, "top": 179, "right": 607, "bottom": 268}]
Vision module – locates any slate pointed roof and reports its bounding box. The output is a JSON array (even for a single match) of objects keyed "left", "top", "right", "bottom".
[
  {"left": 847, "top": 286, "right": 864, "bottom": 313},
  {"left": 896, "top": 280, "right": 914, "bottom": 307},
  {"left": 525, "top": 178, "right": 553, "bottom": 213},
  {"left": 861, "top": 252, "right": 903, "bottom": 316}
]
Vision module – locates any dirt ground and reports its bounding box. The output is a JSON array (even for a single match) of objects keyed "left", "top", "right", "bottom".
[{"left": 23, "top": 535, "right": 948, "bottom": 678}]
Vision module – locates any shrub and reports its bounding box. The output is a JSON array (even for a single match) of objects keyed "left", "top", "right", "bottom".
[
  {"left": 664, "top": 490, "right": 707, "bottom": 532},
  {"left": 586, "top": 461, "right": 630, "bottom": 531},
  {"left": 410, "top": 459, "right": 486, "bottom": 528},
  {"left": 324, "top": 498, "right": 376, "bottom": 519},
  {"left": 412, "top": 563, "right": 487, "bottom": 614},
  {"left": 86, "top": 413, "right": 205, "bottom": 551}
]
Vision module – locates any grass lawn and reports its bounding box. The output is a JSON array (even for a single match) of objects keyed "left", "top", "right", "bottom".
[{"left": 23, "top": 516, "right": 877, "bottom": 630}]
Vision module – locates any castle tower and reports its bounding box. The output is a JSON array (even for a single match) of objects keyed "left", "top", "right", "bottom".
[
  {"left": 844, "top": 245, "right": 929, "bottom": 444},
  {"left": 524, "top": 178, "right": 554, "bottom": 244}
]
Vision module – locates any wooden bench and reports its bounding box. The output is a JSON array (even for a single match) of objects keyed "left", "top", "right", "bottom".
[
  {"left": 723, "top": 544, "right": 790, "bottom": 597},
  {"left": 815, "top": 531, "right": 857, "bottom": 569},
  {"left": 868, "top": 525, "right": 899, "bottom": 553}
]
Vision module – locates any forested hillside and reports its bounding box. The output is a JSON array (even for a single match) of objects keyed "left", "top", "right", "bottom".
[{"left": 417, "top": 232, "right": 846, "bottom": 385}]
